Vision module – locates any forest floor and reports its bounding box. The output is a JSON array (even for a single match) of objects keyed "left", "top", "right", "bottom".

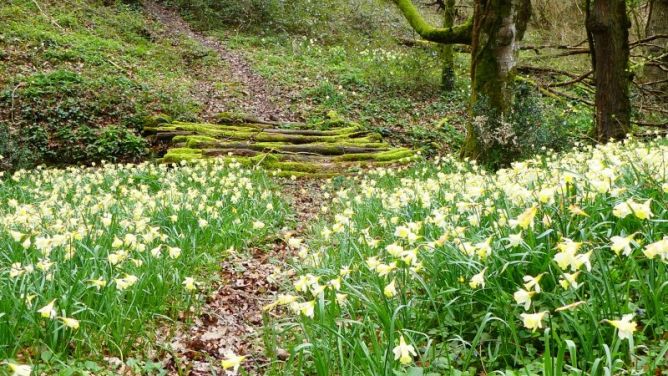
[
  {"left": 143, "top": 3, "right": 324, "bottom": 374},
  {"left": 157, "top": 180, "right": 323, "bottom": 375}
]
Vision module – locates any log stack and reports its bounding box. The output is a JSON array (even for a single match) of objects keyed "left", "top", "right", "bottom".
[{"left": 144, "top": 113, "right": 418, "bottom": 177}]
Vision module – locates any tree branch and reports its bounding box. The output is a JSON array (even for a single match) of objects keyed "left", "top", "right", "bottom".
[{"left": 391, "top": 0, "right": 473, "bottom": 45}]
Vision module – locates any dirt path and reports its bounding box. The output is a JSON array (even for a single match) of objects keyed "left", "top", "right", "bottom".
[
  {"left": 140, "top": 4, "right": 329, "bottom": 373},
  {"left": 143, "top": 1, "right": 292, "bottom": 122},
  {"left": 159, "top": 180, "right": 324, "bottom": 375}
]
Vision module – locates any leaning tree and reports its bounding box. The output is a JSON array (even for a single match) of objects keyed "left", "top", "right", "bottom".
[{"left": 391, "top": 0, "right": 531, "bottom": 163}]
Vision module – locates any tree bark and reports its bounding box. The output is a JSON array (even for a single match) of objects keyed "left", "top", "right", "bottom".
[
  {"left": 645, "top": 0, "right": 668, "bottom": 97},
  {"left": 440, "top": 0, "right": 457, "bottom": 91},
  {"left": 460, "top": 0, "right": 531, "bottom": 163},
  {"left": 586, "top": 0, "right": 632, "bottom": 141}
]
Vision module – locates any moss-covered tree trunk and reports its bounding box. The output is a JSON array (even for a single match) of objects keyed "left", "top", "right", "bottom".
[
  {"left": 645, "top": 0, "right": 668, "bottom": 98},
  {"left": 460, "top": 0, "right": 531, "bottom": 163},
  {"left": 587, "top": 0, "right": 632, "bottom": 141},
  {"left": 440, "top": 0, "right": 457, "bottom": 91}
]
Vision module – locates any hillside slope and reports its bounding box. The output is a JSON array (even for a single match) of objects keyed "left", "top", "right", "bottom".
[{"left": 0, "top": 0, "right": 227, "bottom": 170}]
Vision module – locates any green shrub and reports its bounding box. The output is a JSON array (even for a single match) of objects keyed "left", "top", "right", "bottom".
[{"left": 470, "top": 84, "right": 589, "bottom": 168}]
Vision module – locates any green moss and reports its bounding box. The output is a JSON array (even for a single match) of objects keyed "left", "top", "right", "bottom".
[
  {"left": 334, "top": 148, "right": 414, "bottom": 162},
  {"left": 160, "top": 147, "right": 204, "bottom": 163}
]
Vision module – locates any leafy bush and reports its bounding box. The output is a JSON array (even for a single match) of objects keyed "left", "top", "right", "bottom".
[{"left": 470, "top": 84, "right": 590, "bottom": 168}]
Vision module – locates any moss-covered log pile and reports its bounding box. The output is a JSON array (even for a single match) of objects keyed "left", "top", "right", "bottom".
[{"left": 144, "top": 113, "right": 419, "bottom": 177}]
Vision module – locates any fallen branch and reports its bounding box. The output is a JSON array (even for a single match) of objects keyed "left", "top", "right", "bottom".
[
  {"left": 633, "top": 120, "right": 668, "bottom": 128},
  {"left": 548, "top": 70, "right": 594, "bottom": 88},
  {"left": 630, "top": 34, "right": 668, "bottom": 47}
]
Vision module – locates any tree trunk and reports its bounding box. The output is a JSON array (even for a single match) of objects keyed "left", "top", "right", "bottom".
[
  {"left": 460, "top": 0, "right": 531, "bottom": 164},
  {"left": 587, "top": 0, "right": 632, "bottom": 141},
  {"left": 440, "top": 0, "right": 457, "bottom": 91},
  {"left": 645, "top": 0, "right": 668, "bottom": 97}
]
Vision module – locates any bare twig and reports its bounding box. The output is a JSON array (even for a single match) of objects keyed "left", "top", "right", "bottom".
[
  {"left": 630, "top": 34, "right": 668, "bottom": 47},
  {"left": 10, "top": 82, "right": 25, "bottom": 125},
  {"left": 31, "top": 0, "right": 64, "bottom": 30},
  {"left": 548, "top": 70, "right": 594, "bottom": 88}
]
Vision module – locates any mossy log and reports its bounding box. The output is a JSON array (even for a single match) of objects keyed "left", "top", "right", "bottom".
[{"left": 149, "top": 115, "right": 420, "bottom": 177}]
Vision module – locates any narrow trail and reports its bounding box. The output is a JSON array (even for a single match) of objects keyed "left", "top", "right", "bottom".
[
  {"left": 142, "top": 4, "right": 325, "bottom": 373},
  {"left": 159, "top": 180, "right": 323, "bottom": 375},
  {"left": 143, "top": 1, "right": 293, "bottom": 122}
]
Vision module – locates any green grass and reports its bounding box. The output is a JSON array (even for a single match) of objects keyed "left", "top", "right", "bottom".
[
  {"left": 0, "top": 159, "right": 289, "bottom": 373},
  {"left": 263, "top": 138, "right": 668, "bottom": 375},
  {"left": 0, "top": 0, "right": 226, "bottom": 170}
]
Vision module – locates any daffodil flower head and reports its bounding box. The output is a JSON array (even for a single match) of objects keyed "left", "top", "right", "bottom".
[
  {"left": 221, "top": 352, "right": 246, "bottom": 372},
  {"left": 384, "top": 279, "right": 397, "bottom": 298},
  {"left": 522, "top": 273, "right": 545, "bottom": 293},
  {"left": 513, "top": 288, "right": 536, "bottom": 310},
  {"left": 392, "top": 335, "right": 417, "bottom": 365},
  {"left": 37, "top": 299, "right": 57, "bottom": 319},
  {"left": 520, "top": 311, "right": 548, "bottom": 332},
  {"left": 606, "top": 314, "right": 637, "bottom": 341},
  {"left": 610, "top": 233, "right": 636, "bottom": 256},
  {"left": 469, "top": 268, "right": 487, "bottom": 289},
  {"left": 6, "top": 362, "right": 32, "bottom": 376}
]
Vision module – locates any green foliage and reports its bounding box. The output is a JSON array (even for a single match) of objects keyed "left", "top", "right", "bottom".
[
  {"left": 164, "top": 0, "right": 401, "bottom": 44},
  {"left": 469, "top": 84, "right": 592, "bottom": 168},
  {"left": 0, "top": 70, "right": 150, "bottom": 167}
]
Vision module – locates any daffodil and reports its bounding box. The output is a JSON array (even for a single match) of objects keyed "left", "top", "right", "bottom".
[
  {"left": 37, "top": 299, "right": 56, "bottom": 319},
  {"left": 507, "top": 232, "right": 523, "bottom": 248},
  {"left": 183, "top": 277, "right": 196, "bottom": 291},
  {"left": 386, "top": 243, "right": 404, "bottom": 257},
  {"left": 384, "top": 280, "right": 397, "bottom": 298},
  {"left": 366, "top": 256, "right": 381, "bottom": 270},
  {"left": 335, "top": 293, "right": 348, "bottom": 305},
  {"left": 59, "top": 316, "right": 80, "bottom": 329},
  {"left": 520, "top": 311, "right": 548, "bottom": 332},
  {"left": 610, "top": 234, "right": 636, "bottom": 256},
  {"left": 376, "top": 262, "right": 397, "bottom": 277},
  {"left": 522, "top": 273, "right": 545, "bottom": 293},
  {"left": 392, "top": 335, "right": 417, "bottom": 365},
  {"left": 606, "top": 314, "right": 637, "bottom": 341},
  {"left": 559, "top": 272, "right": 581, "bottom": 290},
  {"left": 167, "top": 246, "right": 181, "bottom": 259},
  {"left": 469, "top": 268, "right": 487, "bottom": 289},
  {"left": 644, "top": 237, "right": 668, "bottom": 261},
  {"left": 510, "top": 206, "right": 537, "bottom": 230},
  {"left": 555, "top": 301, "right": 585, "bottom": 312},
  {"left": 88, "top": 278, "right": 107, "bottom": 290},
  {"left": 513, "top": 288, "right": 536, "bottom": 310},
  {"left": 7, "top": 363, "right": 32, "bottom": 376},
  {"left": 115, "top": 274, "right": 138, "bottom": 290},
  {"left": 221, "top": 352, "right": 246, "bottom": 372}
]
